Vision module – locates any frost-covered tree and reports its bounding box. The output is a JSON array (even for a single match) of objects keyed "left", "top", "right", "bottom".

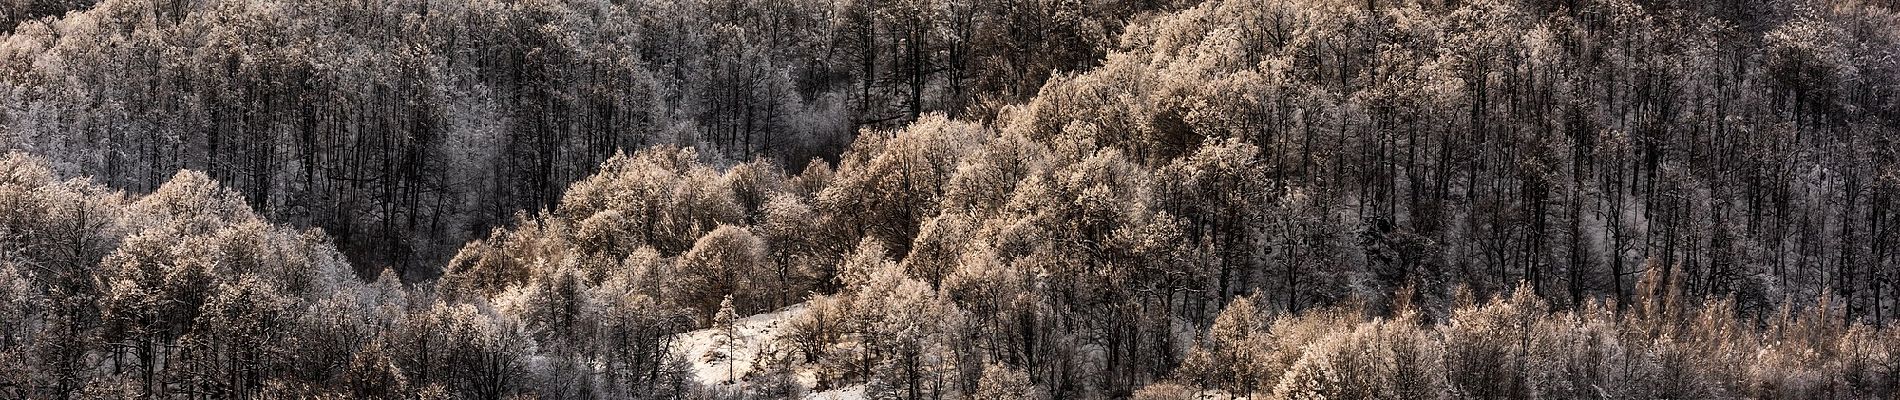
[
  {"left": 974, "top": 362, "right": 1043, "bottom": 400},
  {"left": 711, "top": 295, "right": 741, "bottom": 384},
  {"left": 676, "top": 225, "right": 769, "bottom": 321}
]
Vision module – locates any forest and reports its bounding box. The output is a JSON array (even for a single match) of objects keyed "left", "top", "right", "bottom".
[{"left": 1, "top": 0, "right": 1898, "bottom": 398}]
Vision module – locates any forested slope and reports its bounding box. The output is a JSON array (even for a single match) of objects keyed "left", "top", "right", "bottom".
[
  {"left": 0, "top": 0, "right": 1162, "bottom": 276},
  {"left": 0, "top": 0, "right": 92, "bottom": 32},
  {"left": 3, "top": 0, "right": 1900, "bottom": 398},
  {"left": 437, "top": 0, "right": 1900, "bottom": 396}
]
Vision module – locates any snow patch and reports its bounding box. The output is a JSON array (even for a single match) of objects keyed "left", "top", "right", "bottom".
[
  {"left": 802, "top": 385, "right": 866, "bottom": 400},
  {"left": 670, "top": 303, "right": 808, "bottom": 386}
]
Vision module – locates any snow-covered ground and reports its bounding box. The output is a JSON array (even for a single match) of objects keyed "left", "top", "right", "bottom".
[
  {"left": 669, "top": 303, "right": 868, "bottom": 399},
  {"left": 670, "top": 303, "right": 806, "bottom": 385},
  {"left": 801, "top": 385, "right": 866, "bottom": 400}
]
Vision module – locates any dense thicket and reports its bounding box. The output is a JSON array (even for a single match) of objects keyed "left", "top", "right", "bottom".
[
  {"left": 0, "top": 0, "right": 89, "bottom": 32},
  {"left": 1149, "top": 279, "right": 1900, "bottom": 399},
  {"left": 0, "top": 151, "right": 693, "bottom": 399},
  {"left": 0, "top": 0, "right": 1165, "bottom": 276},
  {"left": 4, "top": 0, "right": 1900, "bottom": 398}
]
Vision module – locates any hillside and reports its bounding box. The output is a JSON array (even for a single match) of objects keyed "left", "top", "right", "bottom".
[
  {"left": 2, "top": 0, "right": 1899, "bottom": 398},
  {"left": 0, "top": 0, "right": 1165, "bottom": 276}
]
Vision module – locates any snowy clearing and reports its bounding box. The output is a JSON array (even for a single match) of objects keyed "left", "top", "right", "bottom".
[{"left": 670, "top": 303, "right": 808, "bottom": 386}]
